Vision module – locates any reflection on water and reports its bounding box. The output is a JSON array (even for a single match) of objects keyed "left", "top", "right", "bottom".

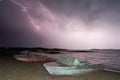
[{"left": 46, "top": 50, "right": 120, "bottom": 72}]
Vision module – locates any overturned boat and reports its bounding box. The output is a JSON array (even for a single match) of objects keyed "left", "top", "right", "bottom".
[
  {"left": 14, "top": 51, "right": 52, "bottom": 62},
  {"left": 43, "top": 56, "right": 104, "bottom": 75}
]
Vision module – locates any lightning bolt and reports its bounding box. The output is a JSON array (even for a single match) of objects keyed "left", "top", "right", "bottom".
[
  {"left": 40, "top": 3, "right": 55, "bottom": 21},
  {"left": 10, "top": 0, "right": 40, "bottom": 30},
  {"left": 38, "top": 2, "right": 58, "bottom": 28}
]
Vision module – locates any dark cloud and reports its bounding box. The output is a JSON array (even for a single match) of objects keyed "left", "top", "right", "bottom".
[
  {"left": 0, "top": 0, "right": 44, "bottom": 47},
  {"left": 0, "top": 0, "right": 120, "bottom": 49}
]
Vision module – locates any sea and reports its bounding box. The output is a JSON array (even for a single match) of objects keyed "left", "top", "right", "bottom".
[{"left": 45, "top": 50, "right": 120, "bottom": 73}]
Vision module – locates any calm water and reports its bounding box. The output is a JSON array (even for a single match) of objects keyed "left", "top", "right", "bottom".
[{"left": 45, "top": 50, "right": 120, "bottom": 72}]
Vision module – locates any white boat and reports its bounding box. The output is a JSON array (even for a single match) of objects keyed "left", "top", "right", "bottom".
[
  {"left": 43, "top": 56, "right": 104, "bottom": 75},
  {"left": 14, "top": 51, "right": 52, "bottom": 62}
]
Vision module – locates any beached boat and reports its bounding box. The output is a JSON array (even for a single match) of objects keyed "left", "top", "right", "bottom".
[
  {"left": 43, "top": 56, "right": 104, "bottom": 75},
  {"left": 14, "top": 51, "right": 52, "bottom": 62}
]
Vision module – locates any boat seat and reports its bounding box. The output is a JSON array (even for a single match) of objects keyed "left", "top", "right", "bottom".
[{"left": 57, "top": 55, "right": 81, "bottom": 67}]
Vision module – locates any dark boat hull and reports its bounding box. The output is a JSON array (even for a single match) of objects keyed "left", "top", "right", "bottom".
[{"left": 14, "top": 55, "right": 52, "bottom": 62}]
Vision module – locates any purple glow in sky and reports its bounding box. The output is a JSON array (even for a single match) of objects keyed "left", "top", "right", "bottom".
[{"left": 0, "top": 0, "right": 120, "bottom": 49}]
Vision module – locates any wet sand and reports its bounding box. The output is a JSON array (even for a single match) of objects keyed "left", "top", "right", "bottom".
[{"left": 0, "top": 57, "right": 120, "bottom": 80}]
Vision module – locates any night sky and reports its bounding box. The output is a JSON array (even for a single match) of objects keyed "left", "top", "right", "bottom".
[{"left": 0, "top": 0, "right": 120, "bottom": 49}]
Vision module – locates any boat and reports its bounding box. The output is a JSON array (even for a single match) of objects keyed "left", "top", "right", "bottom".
[
  {"left": 43, "top": 55, "right": 104, "bottom": 75},
  {"left": 14, "top": 51, "right": 52, "bottom": 62}
]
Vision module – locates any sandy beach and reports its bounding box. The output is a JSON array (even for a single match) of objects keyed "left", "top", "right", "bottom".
[{"left": 0, "top": 56, "right": 120, "bottom": 80}]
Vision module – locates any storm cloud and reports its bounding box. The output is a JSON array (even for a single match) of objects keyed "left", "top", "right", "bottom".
[{"left": 0, "top": 0, "right": 120, "bottom": 49}]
